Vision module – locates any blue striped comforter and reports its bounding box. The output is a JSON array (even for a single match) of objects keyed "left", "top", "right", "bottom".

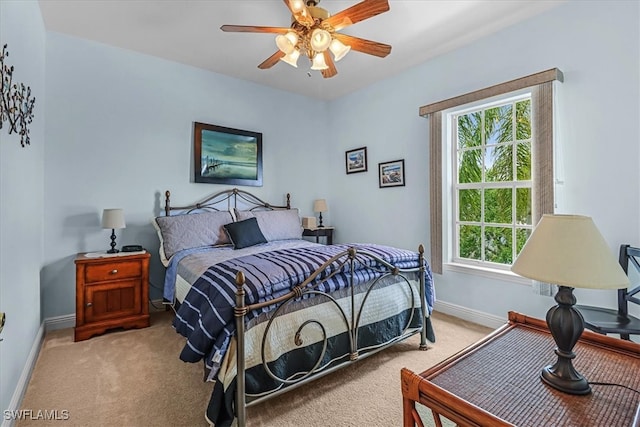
[{"left": 173, "top": 243, "right": 434, "bottom": 380}]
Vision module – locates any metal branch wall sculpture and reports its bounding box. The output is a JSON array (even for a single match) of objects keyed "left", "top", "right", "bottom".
[{"left": 1, "top": 44, "right": 36, "bottom": 147}]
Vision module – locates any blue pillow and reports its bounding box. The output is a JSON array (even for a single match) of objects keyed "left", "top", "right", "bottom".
[{"left": 223, "top": 217, "right": 267, "bottom": 249}]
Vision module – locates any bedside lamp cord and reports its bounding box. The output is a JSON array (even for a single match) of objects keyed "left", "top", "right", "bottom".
[
  {"left": 588, "top": 381, "right": 640, "bottom": 394},
  {"left": 589, "top": 382, "right": 640, "bottom": 427}
]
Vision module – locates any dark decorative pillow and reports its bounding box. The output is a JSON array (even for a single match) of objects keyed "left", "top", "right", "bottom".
[{"left": 223, "top": 217, "right": 267, "bottom": 249}]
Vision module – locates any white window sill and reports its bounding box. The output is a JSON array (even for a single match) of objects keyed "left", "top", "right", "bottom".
[{"left": 443, "top": 262, "right": 532, "bottom": 286}]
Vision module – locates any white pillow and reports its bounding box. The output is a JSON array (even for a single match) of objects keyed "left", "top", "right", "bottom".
[
  {"left": 153, "top": 210, "right": 234, "bottom": 263},
  {"left": 235, "top": 209, "right": 302, "bottom": 242}
]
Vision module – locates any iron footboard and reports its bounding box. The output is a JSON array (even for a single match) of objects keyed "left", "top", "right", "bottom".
[{"left": 233, "top": 244, "right": 429, "bottom": 426}]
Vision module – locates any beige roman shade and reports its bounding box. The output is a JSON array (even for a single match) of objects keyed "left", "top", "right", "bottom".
[{"left": 420, "top": 68, "right": 563, "bottom": 274}]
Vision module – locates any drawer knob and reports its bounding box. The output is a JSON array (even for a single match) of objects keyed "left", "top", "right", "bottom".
[
  {"left": 86, "top": 302, "right": 92, "bottom": 307},
  {"left": 110, "top": 269, "right": 118, "bottom": 274}
]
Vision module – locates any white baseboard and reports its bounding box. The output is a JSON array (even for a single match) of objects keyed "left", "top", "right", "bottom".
[
  {"left": 434, "top": 300, "right": 506, "bottom": 330},
  {"left": 1, "top": 324, "right": 45, "bottom": 427},
  {"left": 42, "top": 298, "right": 164, "bottom": 332},
  {"left": 44, "top": 314, "right": 75, "bottom": 332}
]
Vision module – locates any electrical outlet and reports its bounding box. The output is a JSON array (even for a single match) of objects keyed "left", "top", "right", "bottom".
[{"left": 0, "top": 312, "right": 5, "bottom": 334}]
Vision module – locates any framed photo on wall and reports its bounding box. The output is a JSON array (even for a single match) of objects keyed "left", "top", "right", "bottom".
[
  {"left": 193, "top": 122, "right": 263, "bottom": 186},
  {"left": 378, "top": 159, "right": 405, "bottom": 188},
  {"left": 345, "top": 146, "right": 368, "bottom": 174}
]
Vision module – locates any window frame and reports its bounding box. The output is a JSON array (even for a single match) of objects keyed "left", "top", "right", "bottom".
[
  {"left": 447, "top": 92, "right": 533, "bottom": 271},
  {"left": 420, "top": 68, "right": 562, "bottom": 276}
]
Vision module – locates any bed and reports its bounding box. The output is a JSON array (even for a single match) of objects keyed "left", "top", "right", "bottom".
[{"left": 154, "top": 188, "right": 436, "bottom": 427}]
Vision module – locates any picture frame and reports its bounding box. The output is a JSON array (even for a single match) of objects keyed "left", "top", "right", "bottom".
[
  {"left": 345, "top": 146, "right": 368, "bottom": 174},
  {"left": 378, "top": 159, "right": 405, "bottom": 188},
  {"left": 193, "top": 122, "right": 263, "bottom": 187}
]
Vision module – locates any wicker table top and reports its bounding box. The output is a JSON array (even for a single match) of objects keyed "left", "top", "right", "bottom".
[{"left": 402, "top": 312, "right": 640, "bottom": 427}]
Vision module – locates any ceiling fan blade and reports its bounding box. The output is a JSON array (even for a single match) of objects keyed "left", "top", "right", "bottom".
[
  {"left": 282, "top": 0, "right": 315, "bottom": 27},
  {"left": 324, "top": 0, "right": 390, "bottom": 31},
  {"left": 220, "top": 25, "right": 290, "bottom": 34},
  {"left": 333, "top": 33, "right": 391, "bottom": 58},
  {"left": 258, "top": 51, "right": 286, "bottom": 69},
  {"left": 321, "top": 51, "right": 337, "bottom": 78}
]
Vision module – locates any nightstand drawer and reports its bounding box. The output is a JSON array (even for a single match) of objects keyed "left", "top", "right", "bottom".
[
  {"left": 302, "top": 227, "right": 334, "bottom": 245},
  {"left": 84, "top": 260, "right": 142, "bottom": 283}
]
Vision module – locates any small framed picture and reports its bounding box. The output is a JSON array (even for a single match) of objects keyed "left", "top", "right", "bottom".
[
  {"left": 378, "top": 159, "right": 405, "bottom": 188},
  {"left": 345, "top": 146, "right": 368, "bottom": 174}
]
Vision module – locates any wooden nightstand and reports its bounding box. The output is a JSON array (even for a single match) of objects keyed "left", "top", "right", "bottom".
[
  {"left": 303, "top": 227, "right": 334, "bottom": 245},
  {"left": 74, "top": 251, "right": 150, "bottom": 341}
]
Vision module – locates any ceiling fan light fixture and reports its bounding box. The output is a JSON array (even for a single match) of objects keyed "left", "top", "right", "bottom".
[
  {"left": 329, "top": 38, "right": 351, "bottom": 62},
  {"left": 310, "top": 28, "right": 331, "bottom": 52},
  {"left": 290, "top": 0, "right": 305, "bottom": 13},
  {"left": 221, "top": 0, "right": 392, "bottom": 79},
  {"left": 276, "top": 31, "right": 299, "bottom": 54},
  {"left": 280, "top": 48, "right": 301, "bottom": 68},
  {"left": 310, "top": 52, "right": 328, "bottom": 70}
]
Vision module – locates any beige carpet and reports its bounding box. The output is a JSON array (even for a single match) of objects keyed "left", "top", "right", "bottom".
[{"left": 17, "top": 309, "right": 493, "bottom": 427}]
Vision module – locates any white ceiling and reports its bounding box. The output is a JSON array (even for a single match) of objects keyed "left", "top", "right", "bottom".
[{"left": 38, "top": 0, "right": 566, "bottom": 100}]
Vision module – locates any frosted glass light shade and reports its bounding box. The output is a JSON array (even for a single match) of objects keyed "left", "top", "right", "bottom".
[
  {"left": 280, "top": 49, "right": 300, "bottom": 67},
  {"left": 329, "top": 38, "right": 351, "bottom": 61},
  {"left": 276, "top": 32, "right": 298, "bottom": 54},
  {"left": 313, "top": 199, "right": 328, "bottom": 213},
  {"left": 511, "top": 214, "right": 629, "bottom": 289},
  {"left": 310, "top": 53, "right": 328, "bottom": 70},
  {"left": 101, "top": 209, "right": 126, "bottom": 229},
  {"left": 310, "top": 28, "right": 331, "bottom": 52},
  {"left": 289, "top": 0, "right": 305, "bottom": 13}
]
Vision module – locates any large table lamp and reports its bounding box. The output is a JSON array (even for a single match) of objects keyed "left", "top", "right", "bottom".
[
  {"left": 101, "top": 208, "right": 126, "bottom": 253},
  {"left": 511, "top": 214, "right": 629, "bottom": 395}
]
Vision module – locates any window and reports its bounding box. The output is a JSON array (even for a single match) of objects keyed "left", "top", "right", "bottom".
[
  {"left": 419, "top": 68, "right": 562, "bottom": 275},
  {"left": 450, "top": 95, "right": 532, "bottom": 269}
]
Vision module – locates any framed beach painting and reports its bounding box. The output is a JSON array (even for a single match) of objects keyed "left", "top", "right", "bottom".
[
  {"left": 378, "top": 159, "right": 405, "bottom": 188},
  {"left": 193, "top": 122, "right": 263, "bottom": 186},
  {"left": 345, "top": 146, "right": 368, "bottom": 174}
]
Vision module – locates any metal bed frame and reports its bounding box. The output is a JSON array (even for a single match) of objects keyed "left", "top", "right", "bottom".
[{"left": 163, "top": 188, "right": 430, "bottom": 427}]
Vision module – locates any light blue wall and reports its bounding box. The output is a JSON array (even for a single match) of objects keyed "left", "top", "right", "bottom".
[
  {"left": 328, "top": 0, "right": 640, "bottom": 320},
  {"left": 42, "top": 33, "right": 330, "bottom": 318},
  {"left": 2, "top": 0, "right": 639, "bottom": 412},
  {"left": 38, "top": 0, "right": 640, "bottom": 322},
  {"left": 0, "top": 0, "right": 46, "bottom": 414}
]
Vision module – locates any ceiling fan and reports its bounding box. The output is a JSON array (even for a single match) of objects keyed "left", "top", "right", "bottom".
[{"left": 220, "top": 0, "right": 392, "bottom": 78}]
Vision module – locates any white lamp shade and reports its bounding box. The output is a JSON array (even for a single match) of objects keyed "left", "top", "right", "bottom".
[
  {"left": 289, "top": 0, "right": 305, "bottom": 13},
  {"left": 310, "top": 53, "right": 328, "bottom": 70},
  {"left": 511, "top": 214, "right": 629, "bottom": 289},
  {"left": 310, "top": 28, "right": 332, "bottom": 52},
  {"left": 313, "top": 199, "right": 328, "bottom": 213},
  {"left": 276, "top": 32, "right": 298, "bottom": 54},
  {"left": 329, "top": 38, "right": 351, "bottom": 61},
  {"left": 101, "top": 209, "right": 126, "bottom": 229},
  {"left": 279, "top": 48, "right": 300, "bottom": 67}
]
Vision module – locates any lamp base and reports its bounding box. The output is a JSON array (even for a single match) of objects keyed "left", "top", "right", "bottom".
[
  {"left": 541, "top": 363, "right": 591, "bottom": 395},
  {"left": 108, "top": 228, "right": 119, "bottom": 253},
  {"left": 542, "top": 285, "right": 592, "bottom": 395},
  {"left": 317, "top": 212, "right": 324, "bottom": 228}
]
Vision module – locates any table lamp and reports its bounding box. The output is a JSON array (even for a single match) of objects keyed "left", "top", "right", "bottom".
[
  {"left": 313, "top": 199, "right": 328, "bottom": 228},
  {"left": 511, "top": 214, "right": 629, "bottom": 395},
  {"left": 101, "top": 208, "right": 126, "bottom": 253}
]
